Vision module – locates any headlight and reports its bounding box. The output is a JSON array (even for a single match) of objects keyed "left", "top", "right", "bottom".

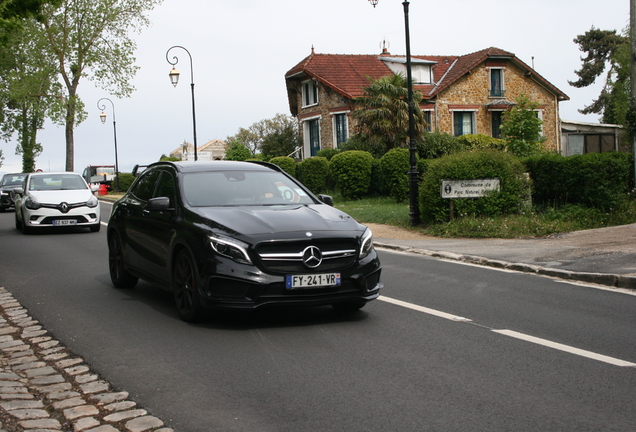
[
  {"left": 359, "top": 228, "right": 374, "bottom": 259},
  {"left": 86, "top": 195, "right": 99, "bottom": 208},
  {"left": 24, "top": 197, "right": 41, "bottom": 210},
  {"left": 210, "top": 234, "right": 252, "bottom": 265}
]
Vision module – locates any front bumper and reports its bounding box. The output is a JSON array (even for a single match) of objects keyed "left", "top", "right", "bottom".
[
  {"left": 22, "top": 207, "right": 101, "bottom": 228},
  {"left": 198, "top": 251, "right": 382, "bottom": 309}
]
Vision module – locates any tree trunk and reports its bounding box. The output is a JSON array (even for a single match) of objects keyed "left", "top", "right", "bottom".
[{"left": 65, "top": 95, "right": 76, "bottom": 172}]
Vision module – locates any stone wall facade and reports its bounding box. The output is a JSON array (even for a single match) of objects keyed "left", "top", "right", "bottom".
[{"left": 431, "top": 61, "right": 560, "bottom": 151}]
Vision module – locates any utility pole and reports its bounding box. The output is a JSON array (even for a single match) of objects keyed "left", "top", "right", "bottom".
[{"left": 631, "top": 0, "right": 636, "bottom": 186}]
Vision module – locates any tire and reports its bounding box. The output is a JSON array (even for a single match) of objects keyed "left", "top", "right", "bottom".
[
  {"left": 90, "top": 222, "right": 101, "bottom": 232},
  {"left": 14, "top": 213, "right": 22, "bottom": 230},
  {"left": 332, "top": 300, "right": 366, "bottom": 312},
  {"left": 108, "top": 233, "right": 138, "bottom": 289},
  {"left": 173, "top": 250, "right": 204, "bottom": 323}
]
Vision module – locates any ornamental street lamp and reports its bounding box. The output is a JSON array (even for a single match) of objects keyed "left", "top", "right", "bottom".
[
  {"left": 166, "top": 45, "right": 198, "bottom": 161},
  {"left": 97, "top": 97, "right": 120, "bottom": 193},
  {"left": 368, "top": 0, "right": 420, "bottom": 225}
]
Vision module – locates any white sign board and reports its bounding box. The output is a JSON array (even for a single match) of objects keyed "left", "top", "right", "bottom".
[{"left": 441, "top": 179, "right": 500, "bottom": 199}]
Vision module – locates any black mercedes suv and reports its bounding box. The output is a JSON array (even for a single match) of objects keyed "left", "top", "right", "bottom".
[{"left": 107, "top": 160, "right": 382, "bottom": 322}]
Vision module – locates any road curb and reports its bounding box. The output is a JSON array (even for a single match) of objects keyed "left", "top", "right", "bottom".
[{"left": 375, "top": 242, "right": 636, "bottom": 291}]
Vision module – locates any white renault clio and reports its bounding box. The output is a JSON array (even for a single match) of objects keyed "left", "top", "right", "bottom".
[{"left": 14, "top": 172, "right": 101, "bottom": 234}]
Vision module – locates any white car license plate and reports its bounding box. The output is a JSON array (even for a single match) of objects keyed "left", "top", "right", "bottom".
[
  {"left": 53, "top": 219, "right": 77, "bottom": 226},
  {"left": 286, "top": 273, "right": 341, "bottom": 289}
]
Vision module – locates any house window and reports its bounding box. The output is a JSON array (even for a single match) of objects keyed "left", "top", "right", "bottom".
[
  {"left": 489, "top": 68, "right": 504, "bottom": 98},
  {"left": 423, "top": 111, "right": 432, "bottom": 132},
  {"left": 491, "top": 111, "right": 502, "bottom": 139},
  {"left": 302, "top": 80, "right": 319, "bottom": 107},
  {"left": 304, "top": 118, "right": 321, "bottom": 156},
  {"left": 453, "top": 112, "right": 474, "bottom": 136},
  {"left": 333, "top": 113, "right": 348, "bottom": 147}
]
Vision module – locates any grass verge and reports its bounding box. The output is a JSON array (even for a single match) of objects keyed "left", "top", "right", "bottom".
[{"left": 334, "top": 195, "right": 636, "bottom": 239}]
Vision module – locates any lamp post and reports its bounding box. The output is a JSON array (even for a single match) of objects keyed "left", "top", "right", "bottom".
[
  {"left": 97, "top": 97, "right": 120, "bottom": 193},
  {"left": 369, "top": 0, "right": 420, "bottom": 225},
  {"left": 166, "top": 45, "right": 198, "bottom": 161}
]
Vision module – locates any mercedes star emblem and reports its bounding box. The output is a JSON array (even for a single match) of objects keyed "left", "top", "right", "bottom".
[{"left": 302, "top": 246, "right": 323, "bottom": 268}]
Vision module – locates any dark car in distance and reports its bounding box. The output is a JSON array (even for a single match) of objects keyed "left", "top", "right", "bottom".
[
  {"left": 107, "top": 161, "right": 382, "bottom": 322},
  {"left": 0, "top": 173, "right": 27, "bottom": 212}
]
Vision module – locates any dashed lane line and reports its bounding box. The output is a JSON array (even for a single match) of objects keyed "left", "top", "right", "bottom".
[{"left": 378, "top": 295, "right": 636, "bottom": 368}]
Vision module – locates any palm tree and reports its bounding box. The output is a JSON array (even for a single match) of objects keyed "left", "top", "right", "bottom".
[{"left": 351, "top": 74, "right": 427, "bottom": 153}]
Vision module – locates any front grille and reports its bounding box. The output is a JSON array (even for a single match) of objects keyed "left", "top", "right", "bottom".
[{"left": 256, "top": 239, "right": 358, "bottom": 273}]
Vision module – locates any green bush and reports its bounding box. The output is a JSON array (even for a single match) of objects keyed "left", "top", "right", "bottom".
[
  {"left": 419, "top": 150, "right": 531, "bottom": 224},
  {"left": 380, "top": 148, "right": 412, "bottom": 203},
  {"left": 115, "top": 173, "right": 135, "bottom": 192},
  {"left": 297, "top": 157, "right": 329, "bottom": 194},
  {"left": 316, "top": 148, "right": 340, "bottom": 161},
  {"left": 369, "top": 158, "right": 386, "bottom": 197},
  {"left": 268, "top": 156, "right": 296, "bottom": 177},
  {"left": 456, "top": 134, "right": 507, "bottom": 152},
  {"left": 330, "top": 150, "right": 375, "bottom": 199},
  {"left": 417, "top": 131, "right": 463, "bottom": 159},
  {"left": 523, "top": 152, "right": 633, "bottom": 211}
]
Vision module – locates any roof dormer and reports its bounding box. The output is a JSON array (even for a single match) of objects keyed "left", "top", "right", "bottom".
[{"left": 380, "top": 57, "right": 436, "bottom": 84}]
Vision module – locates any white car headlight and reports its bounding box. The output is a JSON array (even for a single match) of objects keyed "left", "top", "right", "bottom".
[
  {"left": 86, "top": 195, "right": 99, "bottom": 208},
  {"left": 359, "top": 228, "right": 374, "bottom": 259},
  {"left": 210, "top": 234, "right": 252, "bottom": 265},
  {"left": 24, "top": 197, "right": 41, "bottom": 210}
]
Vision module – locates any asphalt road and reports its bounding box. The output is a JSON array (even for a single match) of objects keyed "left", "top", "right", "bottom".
[{"left": 0, "top": 201, "right": 635, "bottom": 431}]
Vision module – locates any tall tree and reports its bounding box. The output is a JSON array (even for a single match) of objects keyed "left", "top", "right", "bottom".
[
  {"left": 569, "top": 26, "right": 629, "bottom": 124},
  {"left": 351, "top": 73, "right": 427, "bottom": 154},
  {"left": 36, "top": 0, "right": 162, "bottom": 171},
  {"left": 0, "top": 19, "right": 59, "bottom": 172}
]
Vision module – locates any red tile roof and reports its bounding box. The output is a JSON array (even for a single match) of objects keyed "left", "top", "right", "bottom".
[{"left": 285, "top": 47, "right": 568, "bottom": 110}]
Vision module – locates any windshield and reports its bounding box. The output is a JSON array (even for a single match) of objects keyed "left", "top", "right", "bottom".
[
  {"left": 1, "top": 174, "right": 26, "bottom": 187},
  {"left": 182, "top": 170, "right": 315, "bottom": 207},
  {"left": 28, "top": 174, "right": 87, "bottom": 191}
]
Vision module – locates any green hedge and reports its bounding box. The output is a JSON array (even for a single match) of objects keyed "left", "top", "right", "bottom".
[
  {"left": 522, "top": 152, "right": 633, "bottom": 210},
  {"left": 380, "top": 148, "right": 412, "bottom": 203},
  {"left": 115, "top": 173, "right": 135, "bottom": 192},
  {"left": 297, "top": 157, "right": 329, "bottom": 194},
  {"left": 268, "top": 156, "right": 297, "bottom": 177},
  {"left": 330, "top": 150, "right": 374, "bottom": 199},
  {"left": 419, "top": 150, "right": 531, "bottom": 223}
]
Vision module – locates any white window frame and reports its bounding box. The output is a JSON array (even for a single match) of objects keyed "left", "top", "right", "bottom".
[
  {"left": 332, "top": 111, "right": 349, "bottom": 148},
  {"left": 302, "top": 80, "right": 319, "bottom": 108},
  {"left": 452, "top": 111, "right": 476, "bottom": 136}
]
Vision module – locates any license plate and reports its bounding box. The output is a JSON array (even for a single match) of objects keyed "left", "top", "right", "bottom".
[
  {"left": 53, "top": 219, "right": 77, "bottom": 226},
  {"left": 286, "top": 273, "right": 341, "bottom": 289}
]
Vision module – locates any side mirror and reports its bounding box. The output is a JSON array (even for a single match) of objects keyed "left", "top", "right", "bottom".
[
  {"left": 318, "top": 194, "right": 334, "bottom": 206},
  {"left": 147, "top": 196, "right": 173, "bottom": 211},
  {"left": 90, "top": 184, "right": 99, "bottom": 192},
  {"left": 13, "top": 187, "right": 24, "bottom": 195}
]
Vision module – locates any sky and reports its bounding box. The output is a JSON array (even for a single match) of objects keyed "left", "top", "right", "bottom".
[{"left": 0, "top": 0, "right": 631, "bottom": 175}]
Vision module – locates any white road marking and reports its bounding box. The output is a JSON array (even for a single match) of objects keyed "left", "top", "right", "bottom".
[
  {"left": 493, "top": 329, "right": 636, "bottom": 367},
  {"left": 379, "top": 295, "right": 636, "bottom": 367},
  {"left": 379, "top": 296, "right": 471, "bottom": 322}
]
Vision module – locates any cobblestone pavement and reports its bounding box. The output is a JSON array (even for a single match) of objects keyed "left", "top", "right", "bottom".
[{"left": 0, "top": 287, "right": 174, "bottom": 432}]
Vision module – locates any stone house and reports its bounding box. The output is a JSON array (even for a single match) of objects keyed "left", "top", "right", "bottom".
[{"left": 285, "top": 47, "right": 569, "bottom": 158}]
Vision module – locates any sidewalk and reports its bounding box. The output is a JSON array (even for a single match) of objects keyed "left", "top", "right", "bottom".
[{"left": 368, "top": 222, "right": 636, "bottom": 290}]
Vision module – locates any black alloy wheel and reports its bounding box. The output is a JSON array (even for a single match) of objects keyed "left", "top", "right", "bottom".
[
  {"left": 108, "top": 233, "right": 138, "bottom": 289},
  {"left": 173, "top": 250, "right": 204, "bottom": 322}
]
